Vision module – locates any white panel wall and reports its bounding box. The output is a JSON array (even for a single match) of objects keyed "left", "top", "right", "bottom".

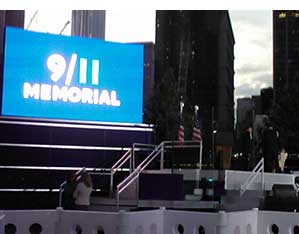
[
  {"left": 163, "top": 209, "right": 220, "bottom": 234},
  {"left": 57, "top": 209, "right": 118, "bottom": 234},
  {"left": 2, "top": 208, "right": 299, "bottom": 234},
  {"left": 3, "top": 210, "right": 57, "bottom": 234},
  {"left": 221, "top": 209, "right": 258, "bottom": 234},
  {"left": 258, "top": 210, "right": 299, "bottom": 234},
  {"left": 118, "top": 209, "right": 164, "bottom": 234}
]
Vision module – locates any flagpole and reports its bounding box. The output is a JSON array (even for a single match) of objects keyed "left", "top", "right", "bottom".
[
  {"left": 193, "top": 105, "right": 201, "bottom": 190},
  {"left": 180, "top": 101, "right": 184, "bottom": 113},
  {"left": 178, "top": 101, "right": 185, "bottom": 146}
]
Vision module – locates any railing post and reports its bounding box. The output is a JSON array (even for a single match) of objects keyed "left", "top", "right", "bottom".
[
  {"left": 130, "top": 147, "right": 133, "bottom": 174},
  {"left": 58, "top": 186, "right": 63, "bottom": 207},
  {"left": 110, "top": 171, "right": 114, "bottom": 197},
  {"left": 136, "top": 169, "right": 139, "bottom": 207},
  {"left": 199, "top": 141, "right": 203, "bottom": 171},
  {"left": 261, "top": 158, "right": 264, "bottom": 191},
  {"left": 196, "top": 140, "right": 203, "bottom": 189},
  {"left": 116, "top": 188, "right": 120, "bottom": 210},
  {"left": 132, "top": 146, "right": 135, "bottom": 171},
  {"left": 160, "top": 142, "right": 164, "bottom": 170}
]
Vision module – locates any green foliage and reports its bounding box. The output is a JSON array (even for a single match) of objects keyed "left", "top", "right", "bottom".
[{"left": 144, "top": 68, "right": 181, "bottom": 143}]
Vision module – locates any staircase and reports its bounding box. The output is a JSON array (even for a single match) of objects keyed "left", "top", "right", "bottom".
[{"left": 109, "top": 140, "right": 205, "bottom": 210}]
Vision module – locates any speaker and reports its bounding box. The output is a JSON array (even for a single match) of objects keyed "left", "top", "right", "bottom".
[{"left": 272, "top": 184, "right": 297, "bottom": 199}]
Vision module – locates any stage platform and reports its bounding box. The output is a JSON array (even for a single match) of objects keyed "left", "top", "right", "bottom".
[
  {"left": 143, "top": 169, "right": 225, "bottom": 181},
  {"left": 90, "top": 197, "right": 219, "bottom": 212},
  {"left": 88, "top": 168, "right": 298, "bottom": 212}
]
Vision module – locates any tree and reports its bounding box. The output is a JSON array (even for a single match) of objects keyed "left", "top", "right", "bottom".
[{"left": 144, "top": 68, "right": 181, "bottom": 143}]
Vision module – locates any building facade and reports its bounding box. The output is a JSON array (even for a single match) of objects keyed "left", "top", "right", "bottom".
[
  {"left": 236, "top": 97, "right": 255, "bottom": 136},
  {"left": 273, "top": 11, "right": 299, "bottom": 100},
  {"left": 155, "top": 11, "right": 235, "bottom": 168},
  {"left": 273, "top": 11, "right": 299, "bottom": 153},
  {"left": 141, "top": 42, "right": 155, "bottom": 112},
  {"left": 0, "top": 10, "right": 25, "bottom": 110},
  {"left": 71, "top": 10, "right": 105, "bottom": 39}
]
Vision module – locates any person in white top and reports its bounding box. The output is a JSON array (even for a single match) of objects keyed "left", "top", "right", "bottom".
[{"left": 73, "top": 172, "right": 93, "bottom": 210}]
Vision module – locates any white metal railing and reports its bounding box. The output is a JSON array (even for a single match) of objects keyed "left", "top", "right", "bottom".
[
  {"left": 0, "top": 144, "right": 155, "bottom": 206},
  {"left": 58, "top": 143, "right": 157, "bottom": 204},
  {"left": 116, "top": 140, "right": 202, "bottom": 209},
  {"left": 109, "top": 144, "right": 156, "bottom": 196},
  {"left": 116, "top": 143, "right": 163, "bottom": 208},
  {"left": 132, "top": 143, "right": 156, "bottom": 171},
  {"left": 110, "top": 149, "right": 132, "bottom": 196},
  {"left": 240, "top": 158, "right": 264, "bottom": 196},
  {"left": 162, "top": 140, "right": 203, "bottom": 188}
]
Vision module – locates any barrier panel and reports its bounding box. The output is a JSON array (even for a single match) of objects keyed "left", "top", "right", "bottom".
[
  {"left": 118, "top": 209, "right": 163, "bottom": 234},
  {"left": 221, "top": 209, "right": 258, "bottom": 234},
  {"left": 57, "top": 209, "right": 118, "bottom": 234},
  {"left": 163, "top": 209, "right": 220, "bottom": 234},
  {"left": 3, "top": 210, "right": 57, "bottom": 234},
  {"left": 3, "top": 208, "right": 299, "bottom": 234},
  {"left": 258, "top": 210, "right": 299, "bottom": 234}
]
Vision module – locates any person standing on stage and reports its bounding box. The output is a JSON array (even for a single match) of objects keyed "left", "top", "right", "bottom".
[
  {"left": 262, "top": 119, "right": 281, "bottom": 173},
  {"left": 73, "top": 172, "right": 93, "bottom": 210},
  {"left": 62, "top": 172, "right": 77, "bottom": 210},
  {"left": 240, "top": 124, "right": 253, "bottom": 171}
]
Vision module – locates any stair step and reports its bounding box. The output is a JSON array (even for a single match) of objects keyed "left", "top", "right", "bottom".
[{"left": 185, "top": 194, "right": 203, "bottom": 201}]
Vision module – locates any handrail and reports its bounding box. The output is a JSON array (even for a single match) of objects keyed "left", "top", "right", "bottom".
[
  {"left": 160, "top": 140, "right": 202, "bottom": 170},
  {"left": 132, "top": 143, "right": 156, "bottom": 170},
  {"left": 58, "top": 167, "right": 86, "bottom": 207},
  {"left": 162, "top": 140, "right": 202, "bottom": 145},
  {"left": 111, "top": 149, "right": 132, "bottom": 170},
  {"left": 240, "top": 158, "right": 264, "bottom": 196},
  {"left": 116, "top": 140, "right": 203, "bottom": 209},
  {"left": 116, "top": 144, "right": 162, "bottom": 209},
  {"left": 109, "top": 149, "right": 132, "bottom": 196},
  {"left": 110, "top": 144, "right": 157, "bottom": 196},
  {"left": 117, "top": 145, "right": 161, "bottom": 190},
  {"left": 132, "top": 143, "right": 156, "bottom": 149}
]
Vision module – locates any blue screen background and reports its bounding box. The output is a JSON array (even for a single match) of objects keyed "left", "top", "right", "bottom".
[{"left": 2, "top": 27, "right": 144, "bottom": 124}]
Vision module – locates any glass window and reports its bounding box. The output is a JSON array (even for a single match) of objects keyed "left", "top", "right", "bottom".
[
  {"left": 292, "top": 12, "right": 299, "bottom": 18},
  {"left": 278, "top": 12, "right": 286, "bottom": 19}
]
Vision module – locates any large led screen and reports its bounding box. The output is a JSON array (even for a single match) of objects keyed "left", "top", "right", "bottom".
[{"left": 2, "top": 27, "right": 144, "bottom": 123}]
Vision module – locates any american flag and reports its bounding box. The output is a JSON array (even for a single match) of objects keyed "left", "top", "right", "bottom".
[
  {"left": 192, "top": 110, "right": 202, "bottom": 142},
  {"left": 178, "top": 111, "right": 184, "bottom": 144}
]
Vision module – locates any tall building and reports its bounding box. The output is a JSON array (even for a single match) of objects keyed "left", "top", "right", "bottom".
[
  {"left": 128, "top": 42, "right": 155, "bottom": 117},
  {"left": 0, "top": 10, "right": 24, "bottom": 65},
  {"left": 155, "top": 11, "right": 235, "bottom": 168},
  {"left": 236, "top": 98, "right": 255, "bottom": 134},
  {"left": 140, "top": 42, "right": 155, "bottom": 111},
  {"left": 0, "top": 10, "right": 25, "bottom": 110},
  {"left": 273, "top": 11, "right": 299, "bottom": 153},
  {"left": 71, "top": 10, "right": 105, "bottom": 39},
  {"left": 273, "top": 11, "right": 299, "bottom": 100},
  {"left": 260, "top": 87, "right": 273, "bottom": 115}
]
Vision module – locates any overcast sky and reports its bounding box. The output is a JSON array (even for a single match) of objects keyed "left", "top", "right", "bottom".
[{"left": 24, "top": 10, "right": 273, "bottom": 101}]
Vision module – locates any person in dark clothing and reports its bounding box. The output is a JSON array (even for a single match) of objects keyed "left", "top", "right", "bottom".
[
  {"left": 240, "top": 125, "right": 253, "bottom": 171},
  {"left": 262, "top": 120, "right": 280, "bottom": 173},
  {"left": 62, "top": 172, "right": 77, "bottom": 210}
]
